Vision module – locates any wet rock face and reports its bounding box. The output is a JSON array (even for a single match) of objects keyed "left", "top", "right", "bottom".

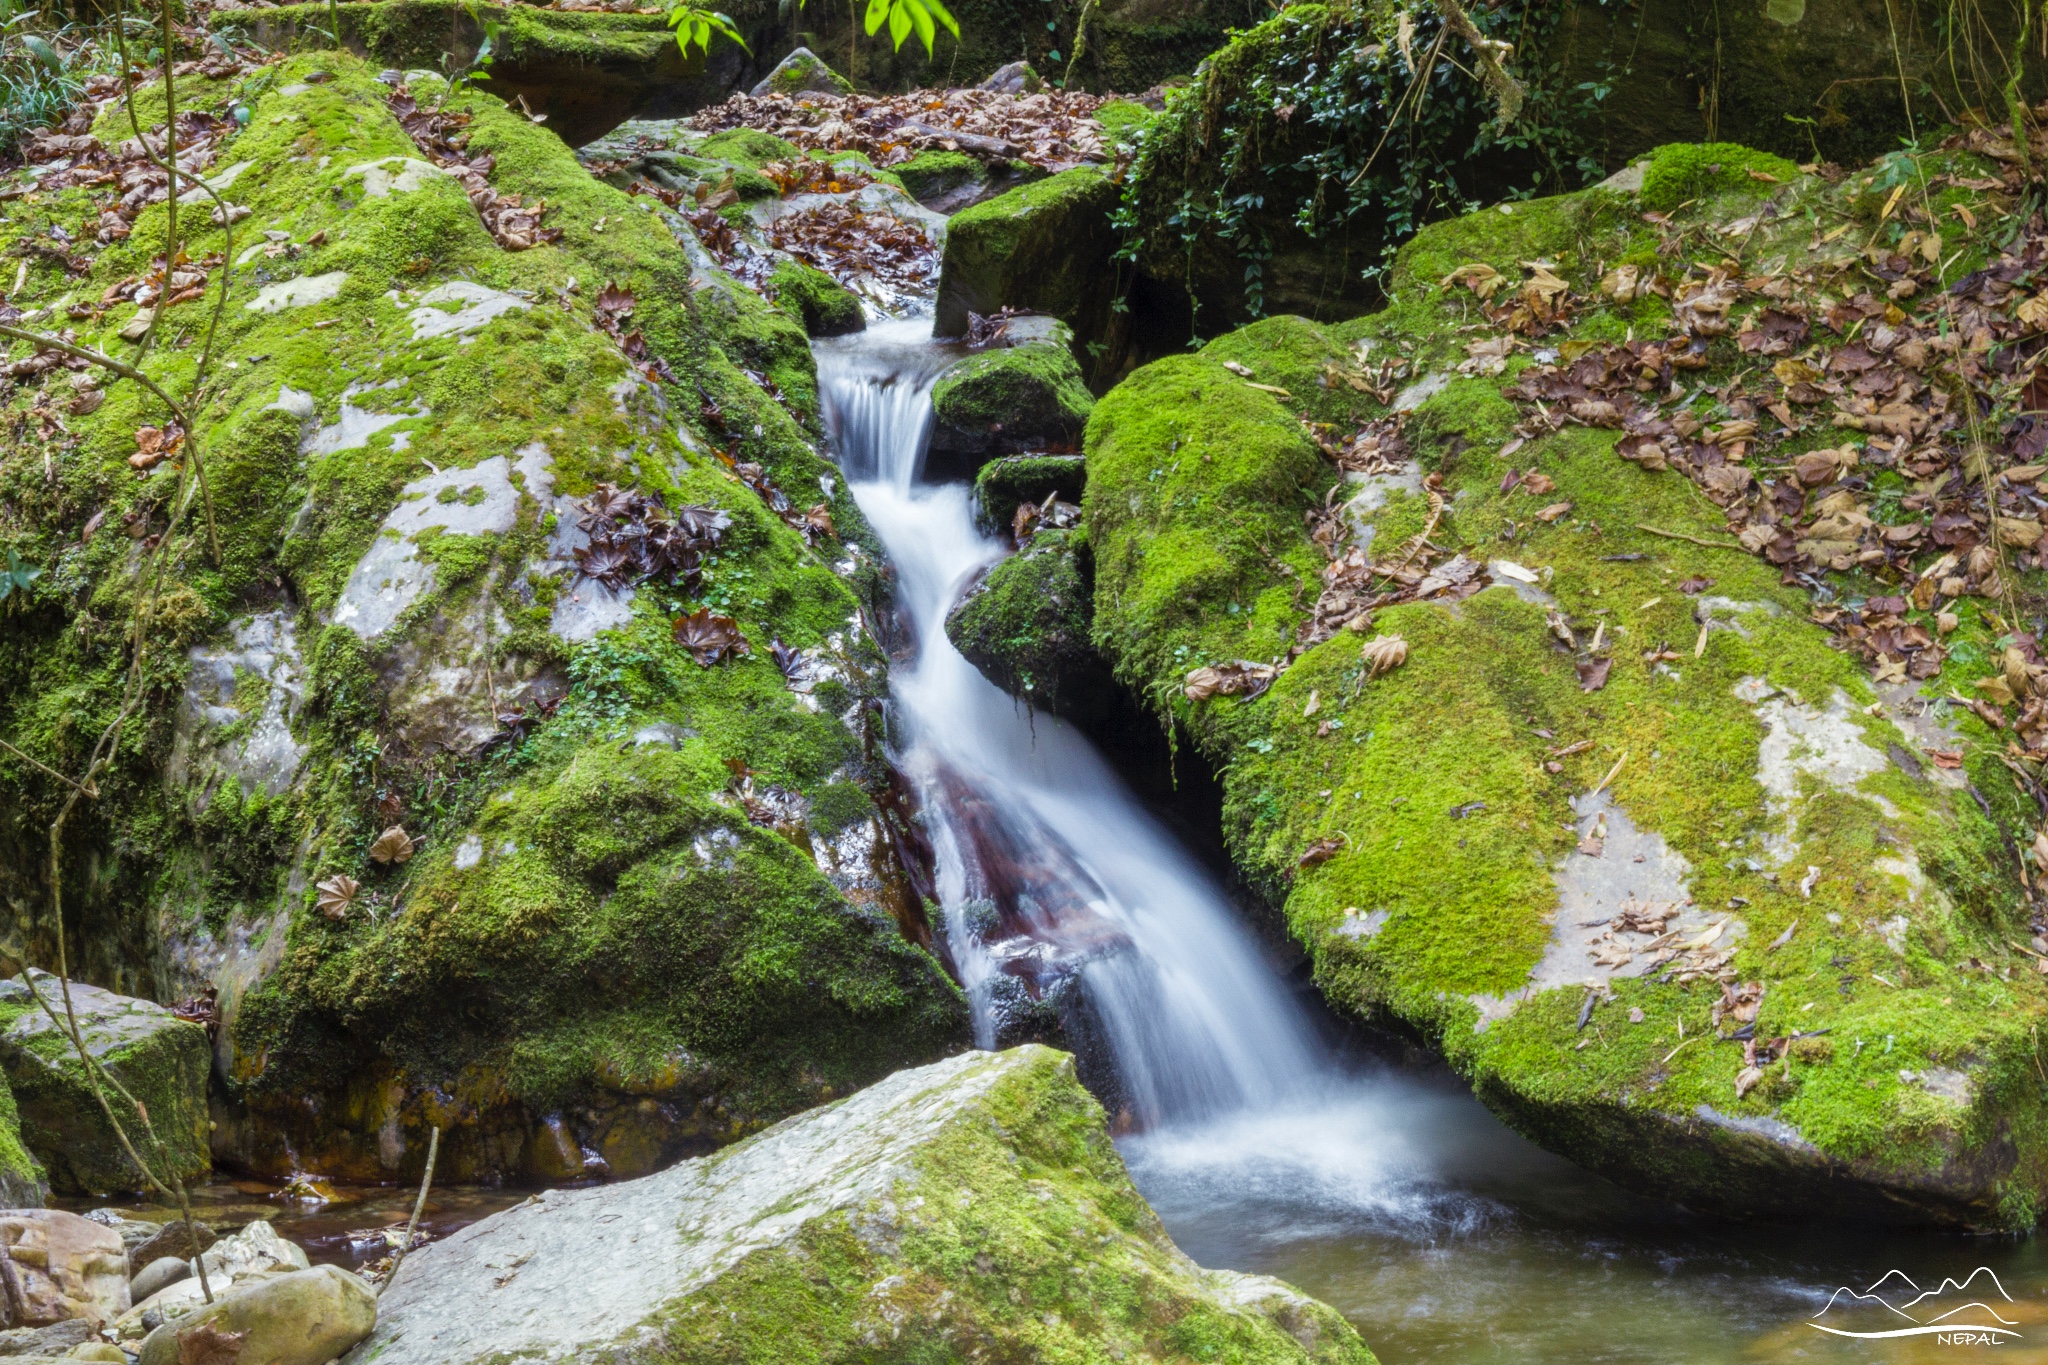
[
  {"left": 932, "top": 167, "right": 1121, "bottom": 346},
  {"left": 346, "top": 1047, "right": 1376, "bottom": 1365},
  {"left": 1082, "top": 145, "right": 2048, "bottom": 1227},
  {"left": 0, "top": 975, "right": 210, "bottom": 1197}
]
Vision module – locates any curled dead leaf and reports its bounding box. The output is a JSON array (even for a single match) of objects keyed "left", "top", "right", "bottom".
[
  {"left": 1297, "top": 834, "right": 1347, "bottom": 868},
  {"left": 1360, "top": 634, "right": 1408, "bottom": 678},
  {"left": 1533, "top": 501, "right": 1574, "bottom": 522},
  {"left": 368, "top": 826, "right": 415, "bottom": 865},
  {"left": 1183, "top": 660, "right": 1279, "bottom": 702}
]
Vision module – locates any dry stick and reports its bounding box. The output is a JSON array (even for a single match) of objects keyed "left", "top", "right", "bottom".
[
  {"left": 380, "top": 1127, "right": 441, "bottom": 1297},
  {"left": 1634, "top": 523, "right": 1746, "bottom": 552}
]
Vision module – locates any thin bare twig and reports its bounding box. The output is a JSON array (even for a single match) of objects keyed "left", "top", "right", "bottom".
[{"left": 381, "top": 1127, "right": 441, "bottom": 1297}]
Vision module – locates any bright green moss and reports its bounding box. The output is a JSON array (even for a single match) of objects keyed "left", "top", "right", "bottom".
[
  {"left": 0, "top": 52, "right": 930, "bottom": 1182},
  {"left": 1638, "top": 141, "right": 1803, "bottom": 213},
  {"left": 893, "top": 149, "right": 984, "bottom": 206},
  {"left": 0, "top": 1074, "right": 46, "bottom": 1208},
  {"left": 973, "top": 453, "right": 1087, "bottom": 531},
  {"left": 765, "top": 258, "right": 865, "bottom": 337},
  {"left": 945, "top": 527, "right": 1103, "bottom": 717},
  {"left": 697, "top": 128, "right": 803, "bottom": 169},
  {"left": 1084, "top": 148, "right": 2048, "bottom": 1221}
]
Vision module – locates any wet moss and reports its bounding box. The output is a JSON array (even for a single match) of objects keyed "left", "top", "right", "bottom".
[
  {"left": 765, "top": 258, "right": 865, "bottom": 338},
  {"left": 946, "top": 527, "right": 1105, "bottom": 720},
  {"left": 1638, "top": 141, "right": 1803, "bottom": 213}
]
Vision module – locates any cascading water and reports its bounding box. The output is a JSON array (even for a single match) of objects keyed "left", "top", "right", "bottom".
[
  {"left": 815, "top": 318, "right": 1328, "bottom": 1128},
  {"left": 807, "top": 315, "right": 2020, "bottom": 1365}
]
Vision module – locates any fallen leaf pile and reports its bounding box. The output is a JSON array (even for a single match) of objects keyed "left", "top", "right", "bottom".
[
  {"left": 168, "top": 984, "right": 219, "bottom": 1035},
  {"left": 17, "top": 108, "right": 229, "bottom": 247},
  {"left": 689, "top": 87, "right": 1113, "bottom": 172},
  {"left": 760, "top": 157, "right": 872, "bottom": 196},
  {"left": 572, "top": 480, "right": 731, "bottom": 591},
  {"left": 1300, "top": 449, "right": 1494, "bottom": 649},
  {"left": 674, "top": 606, "right": 749, "bottom": 666},
  {"left": 1411, "top": 132, "right": 2048, "bottom": 765},
  {"left": 387, "top": 88, "right": 562, "bottom": 251},
  {"left": 767, "top": 202, "right": 936, "bottom": 292},
  {"left": 1183, "top": 659, "right": 1279, "bottom": 702}
]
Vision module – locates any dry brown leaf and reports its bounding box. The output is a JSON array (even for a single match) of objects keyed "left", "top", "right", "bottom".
[
  {"left": 1360, "top": 635, "right": 1408, "bottom": 678},
  {"left": 1533, "top": 501, "right": 1574, "bottom": 522},
  {"left": 314, "top": 874, "right": 360, "bottom": 919},
  {"left": 177, "top": 1322, "right": 248, "bottom": 1365},
  {"left": 674, "top": 609, "right": 750, "bottom": 667},
  {"left": 368, "top": 826, "right": 415, "bottom": 865}
]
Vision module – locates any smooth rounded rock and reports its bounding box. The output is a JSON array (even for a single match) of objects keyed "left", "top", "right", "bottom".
[
  {"left": 64, "top": 1343, "right": 126, "bottom": 1362},
  {"left": 136, "top": 1265, "right": 375, "bottom": 1365},
  {"left": 0, "top": 1209, "right": 129, "bottom": 1325},
  {"left": 127, "top": 1255, "right": 190, "bottom": 1304}
]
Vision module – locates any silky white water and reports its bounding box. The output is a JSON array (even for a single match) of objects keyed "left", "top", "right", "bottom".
[{"left": 813, "top": 317, "right": 1513, "bottom": 1234}]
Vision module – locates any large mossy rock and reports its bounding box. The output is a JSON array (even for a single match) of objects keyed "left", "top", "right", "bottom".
[
  {"left": 1085, "top": 145, "right": 2048, "bottom": 1227},
  {"left": 348, "top": 1046, "right": 1377, "bottom": 1365},
  {"left": 933, "top": 168, "right": 1120, "bottom": 348},
  {"left": 0, "top": 976, "right": 208, "bottom": 1197},
  {"left": 0, "top": 55, "right": 964, "bottom": 1185},
  {"left": 926, "top": 323, "right": 1094, "bottom": 481}
]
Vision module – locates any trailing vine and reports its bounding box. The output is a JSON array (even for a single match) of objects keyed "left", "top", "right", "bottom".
[{"left": 1112, "top": 0, "right": 1618, "bottom": 331}]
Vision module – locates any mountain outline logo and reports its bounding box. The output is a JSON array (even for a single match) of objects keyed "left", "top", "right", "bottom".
[{"left": 1809, "top": 1267, "right": 2022, "bottom": 1342}]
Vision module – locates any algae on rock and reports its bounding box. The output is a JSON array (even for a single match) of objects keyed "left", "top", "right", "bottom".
[
  {"left": 947, "top": 527, "right": 1109, "bottom": 723},
  {"left": 348, "top": 1046, "right": 1378, "bottom": 1365}
]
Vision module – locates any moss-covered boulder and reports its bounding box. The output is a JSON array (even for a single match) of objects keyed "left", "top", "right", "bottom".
[
  {"left": 231, "top": 1, "right": 730, "bottom": 148},
  {"left": 1085, "top": 141, "right": 2048, "bottom": 1227},
  {"left": 933, "top": 167, "right": 1120, "bottom": 352},
  {"left": 766, "top": 259, "right": 865, "bottom": 337},
  {"left": 0, "top": 975, "right": 209, "bottom": 1196},
  {"left": 894, "top": 150, "right": 1006, "bottom": 215},
  {"left": 948, "top": 528, "right": 1109, "bottom": 723},
  {"left": 748, "top": 45, "right": 853, "bottom": 98},
  {"left": 974, "top": 453, "right": 1088, "bottom": 533},
  {"left": 350, "top": 1046, "right": 1378, "bottom": 1365},
  {"left": 0, "top": 54, "right": 964, "bottom": 1183},
  {"left": 926, "top": 323, "right": 1093, "bottom": 480}
]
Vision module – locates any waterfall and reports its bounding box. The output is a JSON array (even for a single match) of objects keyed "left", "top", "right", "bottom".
[{"left": 815, "top": 319, "right": 1327, "bottom": 1128}]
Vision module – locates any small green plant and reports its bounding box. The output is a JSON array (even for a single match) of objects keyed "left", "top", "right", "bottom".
[
  {"left": 0, "top": 5, "right": 84, "bottom": 157},
  {"left": 0, "top": 548, "right": 40, "bottom": 612}
]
